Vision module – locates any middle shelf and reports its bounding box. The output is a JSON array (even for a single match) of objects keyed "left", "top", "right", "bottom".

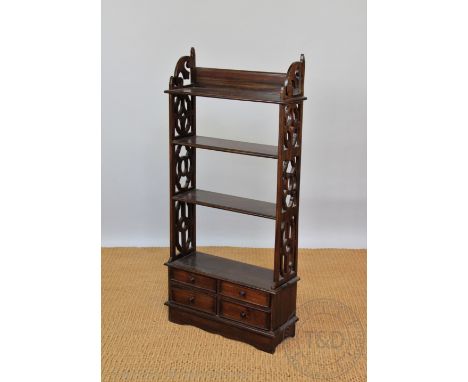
[
  {"left": 173, "top": 189, "right": 276, "bottom": 220},
  {"left": 172, "top": 135, "right": 278, "bottom": 159}
]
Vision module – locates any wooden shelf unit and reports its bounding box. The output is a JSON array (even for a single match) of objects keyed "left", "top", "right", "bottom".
[{"left": 164, "top": 48, "right": 306, "bottom": 353}]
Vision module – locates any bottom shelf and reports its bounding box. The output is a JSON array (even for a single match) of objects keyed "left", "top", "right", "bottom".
[{"left": 166, "top": 251, "right": 274, "bottom": 291}]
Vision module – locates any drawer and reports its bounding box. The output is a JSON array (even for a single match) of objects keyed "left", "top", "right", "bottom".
[
  {"left": 171, "top": 286, "right": 216, "bottom": 314},
  {"left": 171, "top": 269, "right": 216, "bottom": 291},
  {"left": 220, "top": 281, "right": 269, "bottom": 307},
  {"left": 220, "top": 299, "right": 269, "bottom": 330}
]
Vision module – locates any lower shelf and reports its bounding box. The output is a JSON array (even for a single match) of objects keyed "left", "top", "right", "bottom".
[
  {"left": 166, "top": 302, "right": 298, "bottom": 353},
  {"left": 172, "top": 189, "right": 276, "bottom": 220},
  {"left": 166, "top": 251, "right": 276, "bottom": 291}
]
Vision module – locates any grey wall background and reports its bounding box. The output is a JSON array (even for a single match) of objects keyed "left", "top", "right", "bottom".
[{"left": 102, "top": 0, "right": 366, "bottom": 248}]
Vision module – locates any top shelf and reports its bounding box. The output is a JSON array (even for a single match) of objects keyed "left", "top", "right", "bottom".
[
  {"left": 164, "top": 48, "right": 306, "bottom": 105},
  {"left": 164, "top": 85, "right": 306, "bottom": 105}
]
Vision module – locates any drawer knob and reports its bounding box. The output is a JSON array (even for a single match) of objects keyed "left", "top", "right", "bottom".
[
  {"left": 189, "top": 276, "right": 195, "bottom": 283},
  {"left": 188, "top": 296, "right": 195, "bottom": 304},
  {"left": 240, "top": 311, "right": 247, "bottom": 318},
  {"left": 239, "top": 290, "right": 246, "bottom": 297}
]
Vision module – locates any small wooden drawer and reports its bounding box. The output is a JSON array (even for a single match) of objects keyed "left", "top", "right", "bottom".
[
  {"left": 171, "top": 286, "right": 216, "bottom": 314},
  {"left": 220, "top": 281, "right": 269, "bottom": 307},
  {"left": 171, "top": 269, "right": 216, "bottom": 292},
  {"left": 220, "top": 299, "right": 269, "bottom": 330}
]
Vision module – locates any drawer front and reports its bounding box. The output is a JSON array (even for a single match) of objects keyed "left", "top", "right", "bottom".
[
  {"left": 220, "top": 281, "right": 269, "bottom": 307},
  {"left": 171, "top": 269, "right": 216, "bottom": 292},
  {"left": 171, "top": 286, "right": 216, "bottom": 314},
  {"left": 220, "top": 299, "right": 269, "bottom": 330}
]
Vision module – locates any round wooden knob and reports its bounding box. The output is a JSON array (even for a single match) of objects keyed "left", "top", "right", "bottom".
[
  {"left": 189, "top": 276, "right": 195, "bottom": 283},
  {"left": 239, "top": 290, "right": 246, "bottom": 297},
  {"left": 189, "top": 296, "right": 195, "bottom": 304},
  {"left": 240, "top": 311, "right": 247, "bottom": 318}
]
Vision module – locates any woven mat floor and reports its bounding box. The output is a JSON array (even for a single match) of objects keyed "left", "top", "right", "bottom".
[{"left": 102, "top": 247, "right": 367, "bottom": 382}]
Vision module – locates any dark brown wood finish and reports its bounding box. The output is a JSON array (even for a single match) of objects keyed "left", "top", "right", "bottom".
[
  {"left": 165, "top": 86, "right": 306, "bottom": 104},
  {"left": 173, "top": 189, "right": 276, "bottom": 220},
  {"left": 167, "top": 303, "right": 297, "bottom": 353},
  {"left": 172, "top": 135, "right": 278, "bottom": 159},
  {"left": 169, "top": 47, "right": 197, "bottom": 262},
  {"left": 171, "top": 268, "right": 216, "bottom": 292},
  {"left": 164, "top": 65, "right": 307, "bottom": 104},
  {"left": 165, "top": 48, "right": 306, "bottom": 353},
  {"left": 171, "top": 285, "right": 216, "bottom": 314},
  {"left": 271, "top": 280, "right": 298, "bottom": 330},
  {"left": 219, "top": 281, "right": 270, "bottom": 307},
  {"left": 194, "top": 67, "right": 286, "bottom": 90},
  {"left": 166, "top": 251, "right": 276, "bottom": 291},
  {"left": 219, "top": 299, "right": 269, "bottom": 330},
  {"left": 273, "top": 55, "right": 305, "bottom": 288}
]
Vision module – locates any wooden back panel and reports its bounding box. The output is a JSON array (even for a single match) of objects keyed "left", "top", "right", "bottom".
[{"left": 193, "top": 67, "right": 286, "bottom": 90}]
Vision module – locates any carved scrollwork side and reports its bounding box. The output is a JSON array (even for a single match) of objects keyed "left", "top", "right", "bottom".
[
  {"left": 279, "top": 156, "right": 298, "bottom": 277},
  {"left": 173, "top": 95, "right": 194, "bottom": 137},
  {"left": 169, "top": 47, "right": 196, "bottom": 89},
  {"left": 281, "top": 158, "right": 298, "bottom": 210},
  {"left": 170, "top": 139, "right": 196, "bottom": 260},
  {"left": 169, "top": 48, "right": 197, "bottom": 261},
  {"left": 174, "top": 200, "right": 195, "bottom": 257},
  {"left": 282, "top": 103, "right": 300, "bottom": 151},
  {"left": 174, "top": 145, "right": 194, "bottom": 193},
  {"left": 275, "top": 102, "right": 303, "bottom": 284},
  {"left": 280, "top": 216, "right": 296, "bottom": 276},
  {"left": 170, "top": 93, "right": 196, "bottom": 259},
  {"left": 281, "top": 54, "right": 305, "bottom": 99}
]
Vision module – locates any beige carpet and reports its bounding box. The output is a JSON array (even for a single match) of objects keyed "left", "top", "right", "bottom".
[{"left": 102, "top": 247, "right": 366, "bottom": 382}]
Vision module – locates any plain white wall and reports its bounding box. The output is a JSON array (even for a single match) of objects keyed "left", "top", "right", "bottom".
[{"left": 102, "top": 0, "right": 366, "bottom": 248}]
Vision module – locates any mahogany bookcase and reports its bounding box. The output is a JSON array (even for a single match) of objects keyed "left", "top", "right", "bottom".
[{"left": 164, "top": 48, "right": 306, "bottom": 353}]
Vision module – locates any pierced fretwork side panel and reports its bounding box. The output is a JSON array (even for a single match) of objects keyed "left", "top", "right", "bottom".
[
  {"left": 173, "top": 144, "right": 194, "bottom": 193},
  {"left": 169, "top": 124, "right": 196, "bottom": 260},
  {"left": 173, "top": 200, "right": 195, "bottom": 258},
  {"left": 173, "top": 95, "right": 194, "bottom": 138},
  {"left": 169, "top": 49, "right": 197, "bottom": 262},
  {"left": 169, "top": 96, "right": 196, "bottom": 261},
  {"left": 274, "top": 102, "right": 303, "bottom": 286},
  {"left": 169, "top": 95, "right": 196, "bottom": 261}
]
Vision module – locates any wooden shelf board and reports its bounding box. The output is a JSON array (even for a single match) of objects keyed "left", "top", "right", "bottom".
[
  {"left": 173, "top": 189, "right": 276, "bottom": 220},
  {"left": 166, "top": 251, "right": 274, "bottom": 291},
  {"left": 164, "top": 85, "right": 306, "bottom": 104},
  {"left": 172, "top": 135, "right": 278, "bottom": 159}
]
